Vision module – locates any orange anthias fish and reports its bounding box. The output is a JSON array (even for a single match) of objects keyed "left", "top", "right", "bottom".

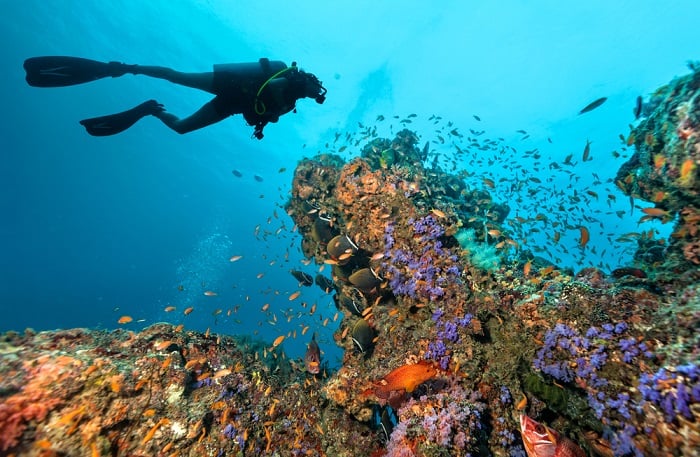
[
  {"left": 578, "top": 226, "right": 590, "bottom": 249},
  {"left": 304, "top": 333, "right": 321, "bottom": 374},
  {"left": 519, "top": 415, "right": 585, "bottom": 457},
  {"left": 362, "top": 360, "right": 438, "bottom": 399}
]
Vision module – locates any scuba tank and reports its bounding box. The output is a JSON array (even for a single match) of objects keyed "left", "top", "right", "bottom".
[{"left": 212, "top": 58, "right": 287, "bottom": 87}]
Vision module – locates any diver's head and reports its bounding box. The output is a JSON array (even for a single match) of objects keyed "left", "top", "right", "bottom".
[
  {"left": 287, "top": 65, "right": 326, "bottom": 104},
  {"left": 303, "top": 71, "right": 327, "bottom": 104}
]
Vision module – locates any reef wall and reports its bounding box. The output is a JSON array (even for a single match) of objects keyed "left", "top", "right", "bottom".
[{"left": 616, "top": 66, "right": 700, "bottom": 269}]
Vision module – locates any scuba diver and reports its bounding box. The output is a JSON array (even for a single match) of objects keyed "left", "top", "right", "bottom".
[{"left": 23, "top": 56, "right": 327, "bottom": 139}]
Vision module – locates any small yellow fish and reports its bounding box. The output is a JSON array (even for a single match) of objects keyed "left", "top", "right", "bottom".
[
  {"left": 680, "top": 159, "right": 695, "bottom": 183},
  {"left": 370, "top": 252, "right": 385, "bottom": 261},
  {"left": 213, "top": 368, "right": 232, "bottom": 379},
  {"left": 154, "top": 340, "right": 174, "bottom": 351},
  {"left": 654, "top": 154, "right": 666, "bottom": 170},
  {"left": 641, "top": 207, "right": 669, "bottom": 218},
  {"left": 272, "top": 335, "right": 285, "bottom": 347},
  {"left": 579, "top": 227, "right": 590, "bottom": 248}
]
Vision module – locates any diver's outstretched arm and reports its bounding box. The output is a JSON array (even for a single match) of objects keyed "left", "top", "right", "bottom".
[
  {"left": 153, "top": 99, "right": 228, "bottom": 134},
  {"left": 130, "top": 65, "right": 215, "bottom": 94}
]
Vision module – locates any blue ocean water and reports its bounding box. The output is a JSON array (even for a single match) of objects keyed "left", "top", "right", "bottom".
[{"left": 1, "top": 0, "right": 699, "bottom": 367}]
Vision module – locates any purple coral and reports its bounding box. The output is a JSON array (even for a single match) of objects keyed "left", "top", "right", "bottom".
[
  {"left": 384, "top": 222, "right": 396, "bottom": 249},
  {"left": 222, "top": 423, "right": 245, "bottom": 449},
  {"left": 638, "top": 363, "right": 700, "bottom": 423},
  {"left": 604, "top": 424, "right": 644, "bottom": 457},
  {"left": 382, "top": 217, "right": 461, "bottom": 301},
  {"left": 499, "top": 386, "right": 512, "bottom": 405},
  {"left": 426, "top": 340, "right": 450, "bottom": 371},
  {"left": 618, "top": 338, "right": 652, "bottom": 363},
  {"left": 533, "top": 321, "right": 650, "bottom": 426},
  {"left": 410, "top": 215, "right": 445, "bottom": 239},
  {"left": 531, "top": 321, "right": 691, "bottom": 456},
  {"left": 425, "top": 311, "right": 472, "bottom": 370},
  {"left": 534, "top": 323, "right": 651, "bottom": 388}
]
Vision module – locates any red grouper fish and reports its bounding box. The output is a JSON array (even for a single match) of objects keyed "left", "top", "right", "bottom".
[
  {"left": 304, "top": 333, "right": 321, "bottom": 374},
  {"left": 519, "top": 414, "right": 586, "bottom": 457}
]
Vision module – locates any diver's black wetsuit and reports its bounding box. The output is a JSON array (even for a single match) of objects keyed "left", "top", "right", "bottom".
[
  {"left": 140, "top": 58, "right": 326, "bottom": 138},
  {"left": 210, "top": 59, "right": 319, "bottom": 139},
  {"left": 23, "top": 55, "right": 326, "bottom": 138}
]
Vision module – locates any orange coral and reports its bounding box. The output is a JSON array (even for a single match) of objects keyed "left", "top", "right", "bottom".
[{"left": 0, "top": 356, "right": 81, "bottom": 451}]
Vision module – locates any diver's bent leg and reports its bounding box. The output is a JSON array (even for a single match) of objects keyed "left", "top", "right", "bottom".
[
  {"left": 153, "top": 99, "right": 228, "bottom": 134},
  {"left": 129, "top": 65, "right": 215, "bottom": 94}
]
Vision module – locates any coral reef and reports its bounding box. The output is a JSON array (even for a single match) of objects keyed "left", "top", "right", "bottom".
[
  {"left": 0, "top": 325, "right": 370, "bottom": 456},
  {"left": 284, "top": 90, "right": 699, "bottom": 454},
  {"left": 3, "top": 67, "right": 700, "bottom": 456}
]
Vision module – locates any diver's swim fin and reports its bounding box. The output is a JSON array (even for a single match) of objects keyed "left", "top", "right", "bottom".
[
  {"left": 79, "top": 100, "right": 164, "bottom": 136},
  {"left": 24, "top": 56, "right": 134, "bottom": 87}
]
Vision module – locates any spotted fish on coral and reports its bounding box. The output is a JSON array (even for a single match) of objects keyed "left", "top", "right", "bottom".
[{"left": 519, "top": 414, "right": 585, "bottom": 457}]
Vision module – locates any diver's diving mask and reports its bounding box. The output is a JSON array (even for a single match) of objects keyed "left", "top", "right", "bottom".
[
  {"left": 289, "top": 64, "right": 326, "bottom": 104},
  {"left": 311, "top": 77, "right": 327, "bottom": 104},
  {"left": 300, "top": 70, "right": 326, "bottom": 104}
]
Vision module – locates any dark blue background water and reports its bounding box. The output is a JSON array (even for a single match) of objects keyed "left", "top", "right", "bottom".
[{"left": 2, "top": 1, "right": 699, "bottom": 365}]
